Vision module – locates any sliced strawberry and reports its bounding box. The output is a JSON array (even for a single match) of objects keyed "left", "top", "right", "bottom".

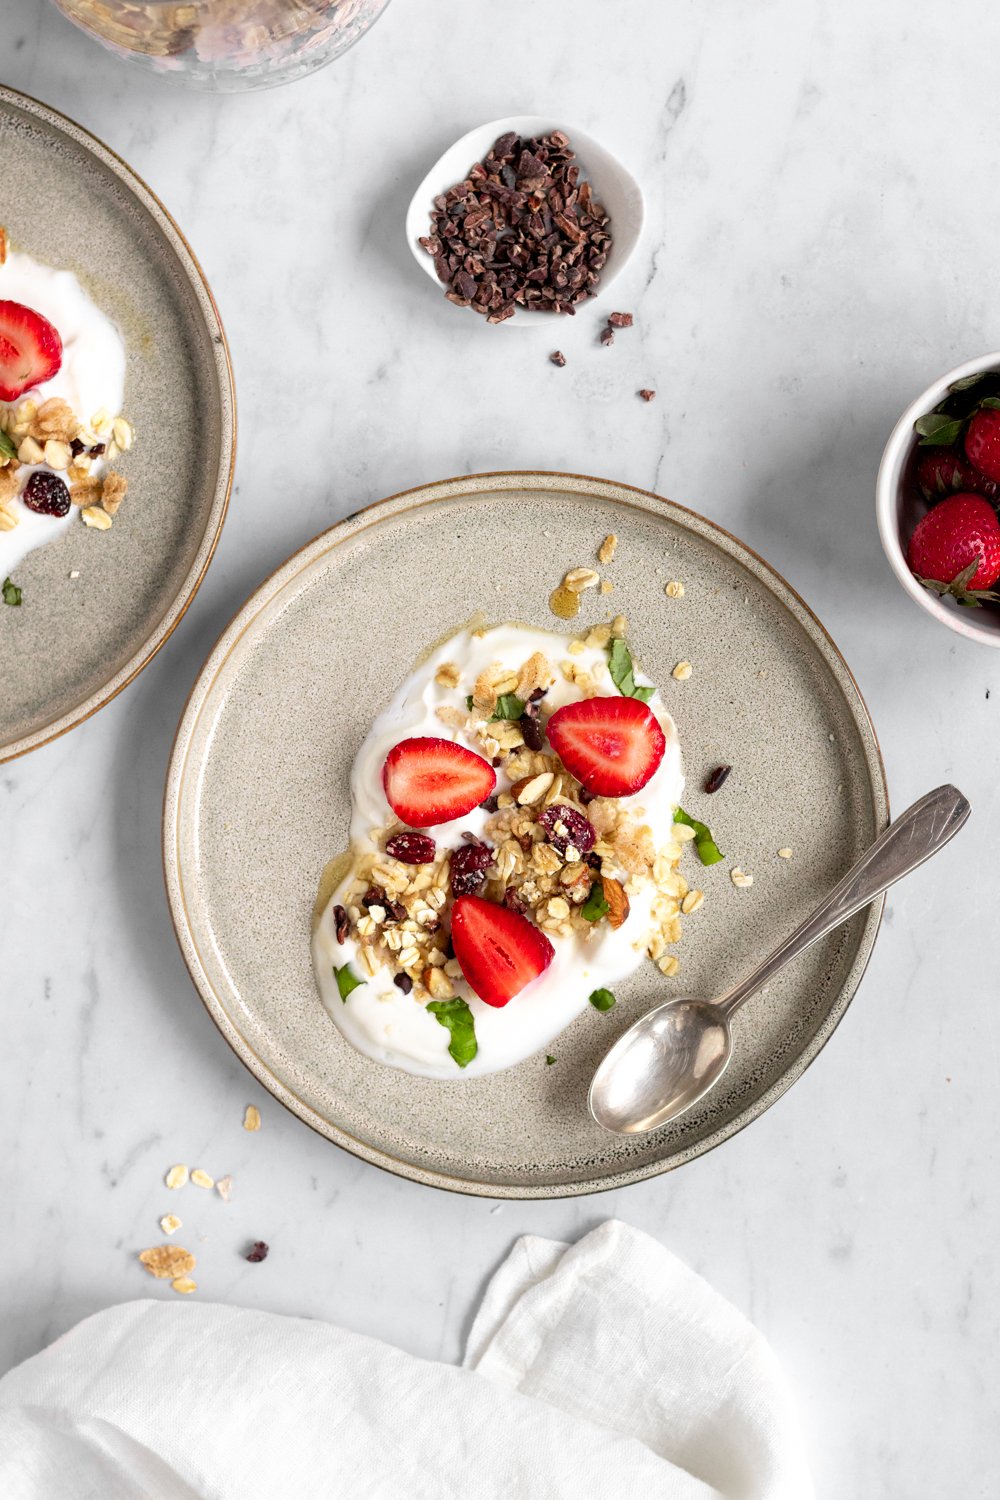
[
  {"left": 382, "top": 736, "right": 496, "bottom": 828},
  {"left": 547, "top": 696, "right": 666, "bottom": 797},
  {"left": 0, "top": 300, "right": 62, "bottom": 402},
  {"left": 450, "top": 895, "right": 554, "bottom": 1008}
]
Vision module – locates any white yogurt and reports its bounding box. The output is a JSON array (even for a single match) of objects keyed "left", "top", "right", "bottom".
[
  {"left": 1, "top": 249, "right": 126, "bottom": 575},
  {"left": 313, "top": 623, "right": 685, "bottom": 1079}
]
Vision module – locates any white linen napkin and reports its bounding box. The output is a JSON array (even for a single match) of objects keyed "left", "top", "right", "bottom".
[{"left": 0, "top": 1219, "right": 812, "bottom": 1499}]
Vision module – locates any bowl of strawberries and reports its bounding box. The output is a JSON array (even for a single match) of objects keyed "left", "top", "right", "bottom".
[{"left": 877, "top": 353, "right": 1000, "bottom": 644}]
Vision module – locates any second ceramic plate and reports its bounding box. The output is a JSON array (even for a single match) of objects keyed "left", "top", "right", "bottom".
[{"left": 164, "top": 473, "right": 887, "bottom": 1198}]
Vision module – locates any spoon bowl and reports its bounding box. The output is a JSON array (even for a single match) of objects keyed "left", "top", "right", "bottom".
[
  {"left": 589, "top": 999, "right": 732, "bottom": 1134},
  {"left": 589, "top": 785, "right": 971, "bottom": 1136}
]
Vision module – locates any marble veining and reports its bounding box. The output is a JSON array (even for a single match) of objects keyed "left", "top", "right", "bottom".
[{"left": 3, "top": 0, "right": 1000, "bottom": 1494}]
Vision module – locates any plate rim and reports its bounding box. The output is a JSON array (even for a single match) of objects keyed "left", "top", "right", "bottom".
[
  {"left": 0, "top": 84, "right": 236, "bottom": 764},
  {"left": 162, "top": 469, "right": 889, "bottom": 1199}
]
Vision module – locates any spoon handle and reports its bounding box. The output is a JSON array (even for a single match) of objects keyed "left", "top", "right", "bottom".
[{"left": 717, "top": 784, "right": 970, "bottom": 1018}]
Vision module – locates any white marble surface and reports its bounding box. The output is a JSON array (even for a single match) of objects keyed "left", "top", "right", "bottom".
[{"left": 3, "top": 2, "right": 999, "bottom": 1493}]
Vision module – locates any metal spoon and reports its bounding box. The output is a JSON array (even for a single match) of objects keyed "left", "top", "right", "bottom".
[{"left": 589, "top": 784, "right": 971, "bottom": 1135}]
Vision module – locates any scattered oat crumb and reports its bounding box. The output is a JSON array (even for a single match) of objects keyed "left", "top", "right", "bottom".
[
  {"left": 777, "top": 847, "right": 793, "bottom": 860},
  {"left": 598, "top": 534, "right": 617, "bottom": 566},
  {"left": 171, "top": 1277, "right": 197, "bottom": 1295},
  {"left": 611, "top": 615, "right": 627, "bottom": 638},
  {"left": 434, "top": 661, "right": 461, "bottom": 689},
  {"left": 567, "top": 639, "right": 585, "bottom": 656},
  {"left": 599, "top": 579, "right": 614, "bottom": 595},
  {"left": 190, "top": 1169, "right": 214, "bottom": 1190},
  {"left": 159, "top": 1214, "right": 182, "bottom": 1235},
  {"left": 81, "top": 505, "right": 112, "bottom": 530},
  {"left": 165, "top": 1164, "right": 189, "bottom": 1191},
  {"left": 730, "top": 867, "right": 754, "bottom": 889},
  {"left": 69, "top": 570, "right": 80, "bottom": 579},
  {"left": 139, "top": 1244, "right": 195, "bottom": 1280},
  {"left": 216, "top": 1175, "right": 234, "bottom": 1202},
  {"left": 638, "top": 389, "right": 656, "bottom": 402},
  {"left": 664, "top": 580, "right": 685, "bottom": 599},
  {"left": 681, "top": 890, "right": 704, "bottom": 914},
  {"left": 563, "top": 567, "right": 600, "bottom": 593},
  {"left": 671, "top": 661, "right": 693, "bottom": 681},
  {"left": 243, "top": 1105, "right": 261, "bottom": 1132},
  {"left": 659, "top": 955, "right": 679, "bottom": 976},
  {"left": 828, "top": 733, "right": 835, "bottom": 743}
]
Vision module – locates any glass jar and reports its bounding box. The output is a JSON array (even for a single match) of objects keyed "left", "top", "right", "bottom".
[{"left": 52, "top": 0, "right": 392, "bottom": 91}]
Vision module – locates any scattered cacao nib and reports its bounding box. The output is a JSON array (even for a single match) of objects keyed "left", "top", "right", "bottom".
[
  {"left": 385, "top": 899, "right": 407, "bottom": 923},
  {"left": 705, "top": 765, "right": 732, "bottom": 794},
  {"left": 385, "top": 832, "right": 436, "bottom": 864},
  {"left": 577, "top": 786, "right": 596, "bottom": 804},
  {"left": 419, "top": 130, "right": 612, "bottom": 323},
  {"left": 520, "top": 713, "right": 545, "bottom": 751},
  {"left": 638, "top": 389, "right": 656, "bottom": 402},
  {"left": 600, "top": 325, "right": 615, "bottom": 347},
  {"left": 460, "top": 830, "right": 483, "bottom": 845},
  {"left": 394, "top": 972, "right": 413, "bottom": 994},
  {"left": 585, "top": 851, "right": 603, "bottom": 869},
  {"left": 333, "top": 904, "right": 349, "bottom": 944},
  {"left": 89, "top": 441, "right": 106, "bottom": 456},
  {"left": 608, "top": 311, "right": 633, "bottom": 328},
  {"left": 550, "top": 350, "right": 567, "bottom": 367},
  {"left": 361, "top": 886, "right": 387, "bottom": 909},
  {"left": 481, "top": 795, "right": 500, "bottom": 813},
  {"left": 69, "top": 436, "right": 85, "bottom": 457},
  {"left": 540, "top": 804, "right": 597, "bottom": 856},
  {"left": 449, "top": 842, "right": 494, "bottom": 896},
  {"left": 503, "top": 888, "right": 528, "bottom": 915},
  {"left": 245, "top": 1241, "right": 269, "bottom": 1263}
]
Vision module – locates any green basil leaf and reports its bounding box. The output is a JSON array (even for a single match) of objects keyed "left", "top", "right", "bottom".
[
  {"left": 2, "top": 576, "right": 22, "bottom": 607},
  {"left": 581, "top": 879, "right": 610, "bottom": 922},
  {"left": 589, "top": 987, "right": 616, "bottom": 1011},
  {"left": 673, "top": 806, "right": 725, "bottom": 866},
  {"left": 0, "top": 431, "right": 16, "bottom": 462},
  {"left": 491, "top": 693, "right": 525, "bottom": 722},
  {"left": 334, "top": 963, "right": 365, "bottom": 1002},
  {"left": 607, "top": 639, "right": 656, "bottom": 702},
  {"left": 914, "top": 413, "right": 963, "bottom": 446},
  {"left": 545, "top": 1054, "right": 556, "bottom": 1065},
  {"left": 466, "top": 694, "right": 474, "bottom": 710},
  {"left": 427, "top": 996, "right": 478, "bottom": 1068}
]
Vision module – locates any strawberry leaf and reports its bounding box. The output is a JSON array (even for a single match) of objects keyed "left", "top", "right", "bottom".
[
  {"left": 979, "top": 397, "right": 1000, "bottom": 411},
  {"left": 950, "top": 373, "right": 991, "bottom": 392},
  {"left": 915, "top": 560, "right": 1000, "bottom": 609},
  {"left": 427, "top": 997, "right": 478, "bottom": 1067},
  {"left": 914, "top": 413, "right": 964, "bottom": 446}
]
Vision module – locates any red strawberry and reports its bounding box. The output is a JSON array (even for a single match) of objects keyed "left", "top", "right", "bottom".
[
  {"left": 547, "top": 696, "right": 666, "bottom": 797},
  {"left": 0, "top": 300, "right": 62, "bottom": 402},
  {"left": 382, "top": 736, "right": 495, "bottom": 828},
  {"left": 906, "top": 494, "right": 1000, "bottom": 605},
  {"left": 914, "top": 449, "right": 1000, "bottom": 505},
  {"left": 450, "top": 895, "right": 554, "bottom": 1008},
  {"left": 965, "top": 406, "right": 1000, "bottom": 484}
]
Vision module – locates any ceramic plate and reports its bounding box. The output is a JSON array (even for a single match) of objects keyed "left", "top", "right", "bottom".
[
  {"left": 164, "top": 473, "right": 887, "bottom": 1198},
  {"left": 0, "top": 87, "right": 234, "bottom": 762}
]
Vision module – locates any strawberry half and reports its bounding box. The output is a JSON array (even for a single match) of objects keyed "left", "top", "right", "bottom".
[
  {"left": 906, "top": 493, "right": 1000, "bottom": 605},
  {"left": 450, "top": 895, "right": 554, "bottom": 1008},
  {"left": 382, "top": 736, "right": 496, "bottom": 828},
  {"left": 0, "top": 300, "right": 62, "bottom": 402},
  {"left": 547, "top": 696, "right": 666, "bottom": 797}
]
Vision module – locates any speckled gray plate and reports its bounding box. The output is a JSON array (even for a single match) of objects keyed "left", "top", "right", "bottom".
[
  {"left": 164, "top": 473, "right": 888, "bottom": 1198},
  {"left": 0, "top": 88, "right": 234, "bottom": 762}
]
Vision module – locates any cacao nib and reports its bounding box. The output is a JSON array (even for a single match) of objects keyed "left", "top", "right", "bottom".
[
  {"left": 520, "top": 713, "right": 544, "bottom": 751},
  {"left": 704, "top": 765, "right": 732, "bottom": 794},
  {"left": 599, "top": 324, "right": 615, "bottom": 347},
  {"left": 361, "top": 886, "right": 387, "bottom": 909},
  {"left": 539, "top": 804, "right": 596, "bottom": 856},
  {"left": 449, "top": 842, "right": 494, "bottom": 897},
  {"left": 638, "top": 389, "right": 656, "bottom": 402},
  {"left": 385, "top": 832, "right": 436, "bottom": 864},
  {"left": 333, "top": 904, "right": 349, "bottom": 944},
  {"left": 550, "top": 350, "right": 567, "bottom": 367},
  {"left": 608, "top": 311, "right": 633, "bottom": 328},
  {"left": 503, "top": 888, "right": 528, "bottom": 915},
  {"left": 394, "top": 972, "right": 413, "bottom": 994},
  {"left": 245, "top": 1241, "right": 269, "bottom": 1263}
]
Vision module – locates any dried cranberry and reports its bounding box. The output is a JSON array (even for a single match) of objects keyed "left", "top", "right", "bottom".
[
  {"left": 361, "top": 886, "right": 387, "bottom": 908},
  {"left": 333, "top": 904, "right": 349, "bottom": 944},
  {"left": 394, "top": 972, "right": 413, "bottom": 994},
  {"left": 704, "top": 765, "right": 732, "bottom": 794},
  {"left": 385, "top": 832, "right": 436, "bottom": 864},
  {"left": 449, "top": 842, "right": 494, "bottom": 896},
  {"left": 22, "top": 471, "right": 70, "bottom": 518},
  {"left": 245, "top": 1241, "right": 269, "bottom": 1263},
  {"left": 539, "top": 804, "right": 596, "bottom": 856}
]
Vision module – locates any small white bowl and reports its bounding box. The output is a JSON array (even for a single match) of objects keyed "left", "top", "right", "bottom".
[
  {"left": 404, "top": 114, "right": 644, "bottom": 326},
  {"left": 876, "top": 351, "right": 1000, "bottom": 646}
]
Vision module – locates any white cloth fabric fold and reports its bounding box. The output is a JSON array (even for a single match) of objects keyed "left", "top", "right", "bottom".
[{"left": 0, "top": 1220, "right": 811, "bottom": 1499}]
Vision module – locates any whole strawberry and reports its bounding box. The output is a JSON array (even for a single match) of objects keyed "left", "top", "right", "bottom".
[
  {"left": 906, "top": 493, "right": 1000, "bottom": 606},
  {"left": 915, "top": 449, "right": 1000, "bottom": 505},
  {"left": 965, "top": 405, "right": 1000, "bottom": 484}
]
